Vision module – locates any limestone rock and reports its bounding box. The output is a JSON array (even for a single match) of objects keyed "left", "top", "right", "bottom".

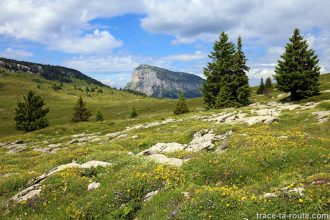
[
  {"left": 138, "top": 143, "right": 186, "bottom": 156},
  {"left": 312, "top": 111, "right": 330, "bottom": 123},
  {"left": 144, "top": 190, "right": 159, "bottom": 201},
  {"left": 88, "top": 182, "right": 100, "bottom": 191},
  {"left": 146, "top": 154, "right": 184, "bottom": 167}
]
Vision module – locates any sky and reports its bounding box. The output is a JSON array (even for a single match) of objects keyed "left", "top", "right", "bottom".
[{"left": 0, "top": 0, "right": 329, "bottom": 88}]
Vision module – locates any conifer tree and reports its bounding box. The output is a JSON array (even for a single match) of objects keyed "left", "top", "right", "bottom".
[
  {"left": 274, "top": 28, "right": 320, "bottom": 100},
  {"left": 202, "top": 32, "right": 250, "bottom": 108},
  {"left": 265, "top": 77, "right": 272, "bottom": 89},
  {"left": 96, "top": 110, "right": 104, "bottom": 121},
  {"left": 174, "top": 92, "right": 189, "bottom": 115},
  {"left": 232, "top": 36, "right": 250, "bottom": 106},
  {"left": 72, "top": 97, "right": 91, "bottom": 122},
  {"left": 257, "top": 78, "right": 267, "bottom": 94},
  {"left": 130, "top": 107, "right": 138, "bottom": 118},
  {"left": 14, "top": 91, "right": 49, "bottom": 132}
]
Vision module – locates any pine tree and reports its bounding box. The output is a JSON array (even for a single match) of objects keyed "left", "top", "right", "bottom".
[
  {"left": 265, "top": 77, "right": 272, "bottom": 89},
  {"left": 202, "top": 32, "right": 250, "bottom": 108},
  {"left": 174, "top": 92, "right": 189, "bottom": 115},
  {"left": 257, "top": 78, "right": 267, "bottom": 94},
  {"left": 72, "top": 97, "right": 91, "bottom": 122},
  {"left": 96, "top": 110, "right": 104, "bottom": 121},
  {"left": 85, "top": 87, "right": 90, "bottom": 93},
  {"left": 130, "top": 107, "right": 138, "bottom": 118},
  {"left": 274, "top": 28, "right": 320, "bottom": 100},
  {"left": 14, "top": 91, "right": 49, "bottom": 132}
]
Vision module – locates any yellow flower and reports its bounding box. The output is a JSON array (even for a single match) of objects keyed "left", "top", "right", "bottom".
[
  {"left": 298, "top": 198, "right": 303, "bottom": 203},
  {"left": 226, "top": 203, "right": 230, "bottom": 207}
]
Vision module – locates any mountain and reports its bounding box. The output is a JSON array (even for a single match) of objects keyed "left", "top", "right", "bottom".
[
  {"left": 0, "top": 57, "right": 105, "bottom": 86},
  {"left": 125, "top": 64, "right": 204, "bottom": 98}
]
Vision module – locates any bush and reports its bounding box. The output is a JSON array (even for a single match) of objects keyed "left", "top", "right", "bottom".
[
  {"left": 14, "top": 91, "right": 49, "bottom": 132},
  {"left": 174, "top": 93, "right": 189, "bottom": 115},
  {"left": 130, "top": 108, "right": 138, "bottom": 118},
  {"left": 96, "top": 110, "right": 104, "bottom": 121}
]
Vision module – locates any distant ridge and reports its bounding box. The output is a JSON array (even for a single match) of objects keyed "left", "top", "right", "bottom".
[
  {"left": 0, "top": 57, "right": 105, "bottom": 86},
  {"left": 125, "top": 64, "right": 204, "bottom": 98}
]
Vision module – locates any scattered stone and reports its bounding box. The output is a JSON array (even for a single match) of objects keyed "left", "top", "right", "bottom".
[
  {"left": 310, "top": 178, "right": 329, "bottom": 185},
  {"left": 144, "top": 190, "right": 159, "bottom": 201},
  {"left": 278, "top": 135, "right": 289, "bottom": 139},
  {"left": 185, "top": 129, "right": 221, "bottom": 152},
  {"left": 322, "top": 89, "right": 330, "bottom": 93},
  {"left": 182, "top": 191, "right": 190, "bottom": 199},
  {"left": 312, "top": 111, "right": 330, "bottom": 123},
  {"left": 138, "top": 143, "right": 186, "bottom": 156},
  {"left": 281, "top": 186, "right": 304, "bottom": 196},
  {"left": 69, "top": 139, "right": 79, "bottom": 144},
  {"left": 88, "top": 182, "right": 100, "bottom": 191},
  {"left": 127, "top": 152, "right": 134, "bottom": 156},
  {"left": 11, "top": 184, "right": 42, "bottom": 203},
  {"left": 1, "top": 140, "right": 28, "bottom": 153},
  {"left": 113, "top": 133, "right": 128, "bottom": 140},
  {"left": 131, "top": 135, "right": 139, "bottom": 139},
  {"left": 33, "top": 148, "right": 59, "bottom": 154},
  {"left": 11, "top": 160, "right": 112, "bottom": 203},
  {"left": 47, "top": 143, "right": 62, "bottom": 148},
  {"left": 262, "top": 192, "right": 277, "bottom": 198},
  {"left": 146, "top": 154, "right": 184, "bottom": 167}
]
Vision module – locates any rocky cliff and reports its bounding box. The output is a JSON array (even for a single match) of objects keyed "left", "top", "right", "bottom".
[{"left": 125, "top": 65, "right": 204, "bottom": 98}]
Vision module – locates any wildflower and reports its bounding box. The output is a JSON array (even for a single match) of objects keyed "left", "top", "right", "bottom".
[{"left": 298, "top": 198, "right": 303, "bottom": 203}]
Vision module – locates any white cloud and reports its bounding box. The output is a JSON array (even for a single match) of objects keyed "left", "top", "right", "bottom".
[
  {"left": 50, "top": 29, "right": 123, "bottom": 54},
  {"left": 0, "top": 48, "right": 33, "bottom": 59},
  {"left": 0, "top": 0, "right": 144, "bottom": 54}
]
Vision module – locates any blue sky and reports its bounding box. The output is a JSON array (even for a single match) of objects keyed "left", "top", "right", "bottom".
[{"left": 0, "top": 0, "right": 329, "bottom": 87}]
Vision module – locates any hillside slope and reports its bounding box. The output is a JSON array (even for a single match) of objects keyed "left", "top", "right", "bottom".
[
  {"left": 0, "top": 57, "right": 105, "bottom": 86},
  {"left": 0, "top": 73, "right": 329, "bottom": 219},
  {"left": 125, "top": 65, "right": 204, "bottom": 98}
]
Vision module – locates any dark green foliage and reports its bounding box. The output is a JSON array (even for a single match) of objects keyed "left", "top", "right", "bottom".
[
  {"left": 130, "top": 108, "right": 138, "bottom": 118},
  {"left": 274, "top": 29, "right": 320, "bottom": 100},
  {"left": 14, "top": 91, "right": 49, "bottom": 132},
  {"left": 257, "top": 78, "right": 268, "bottom": 94},
  {"left": 202, "top": 33, "right": 250, "bottom": 108},
  {"left": 85, "top": 87, "right": 90, "bottom": 93},
  {"left": 90, "top": 87, "right": 95, "bottom": 92},
  {"left": 51, "top": 83, "right": 62, "bottom": 91},
  {"left": 174, "top": 93, "right": 189, "bottom": 115},
  {"left": 96, "top": 110, "right": 104, "bottom": 121},
  {"left": 72, "top": 97, "right": 91, "bottom": 122},
  {"left": 265, "top": 77, "right": 272, "bottom": 89},
  {"left": 97, "top": 88, "right": 103, "bottom": 93}
]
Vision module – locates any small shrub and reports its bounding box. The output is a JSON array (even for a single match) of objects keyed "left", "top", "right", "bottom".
[{"left": 130, "top": 108, "right": 138, "bottom": 118}]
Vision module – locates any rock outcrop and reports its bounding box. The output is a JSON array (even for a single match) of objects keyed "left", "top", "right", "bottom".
[{"left": 125, "top": 65, "right": 204, "bottom": 98}]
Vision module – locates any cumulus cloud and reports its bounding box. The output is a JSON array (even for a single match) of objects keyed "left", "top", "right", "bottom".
[{"left": 0, "top": 0, "right": 144, "bottom": 53}]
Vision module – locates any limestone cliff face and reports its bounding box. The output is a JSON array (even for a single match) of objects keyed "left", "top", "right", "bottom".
[{"left": 125, "top": 65, "right": 204, "bottom": 98}]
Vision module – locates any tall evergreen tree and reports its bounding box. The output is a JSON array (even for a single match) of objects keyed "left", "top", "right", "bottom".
[
  {"left": 233, "top": 36, "right": 250, "bottom": 106},
  {"left": 14, "top": 91, "right": 49, "bottom": 132},
  {"left": 202, "top": 32, "right": 250, "bottom": 108},
  {"left": 257, "top": 78, "right": 267, "bottom": 94},
  {"left": 72, "top": 97, "right": 91, "bottom": 122},
  {"left": 174, "top": 92, "right": 189, "bottom": 115},
  {"left": 274, "top": 28, "right": 320, "bottom": 100},
  {"left": 265, "top": 77, "right": 272, "bottom": 89}
]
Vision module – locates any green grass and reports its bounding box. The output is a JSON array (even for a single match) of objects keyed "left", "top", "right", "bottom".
[{"left": 0, "top": 70, "right": 329, "bottom": 219}]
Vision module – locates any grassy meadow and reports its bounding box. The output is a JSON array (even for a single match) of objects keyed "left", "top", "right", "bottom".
[{"left": 0, "top": 69, "right": 329, "bottom": 219}]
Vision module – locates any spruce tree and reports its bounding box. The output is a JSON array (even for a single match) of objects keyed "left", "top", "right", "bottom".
[
  {"left": 257, "top": 78, "right": 267, "bottom": 94},
  {"left": 72, "top": 97, "right": 91, "bottom": 122},
  {"left": 265, "top": 77, "right": 272, "bottom": 89},
  {"left": 96, "top": 110, "right": 104, "bottom": 121},
  {"left": 174, "top": 92, "right": 189, "bottom": 115},
  {"left": 202, "top": 32, "right": 250, "bottom": 108},
  {"left": 274, "top": 28, "right": 320, "bottom": 100},
  {"left": 14, "top": 91, "right": 49, "bottom": 132},
  {"left": 232, "top": 36, "right": 250, "bottom": 106}
]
